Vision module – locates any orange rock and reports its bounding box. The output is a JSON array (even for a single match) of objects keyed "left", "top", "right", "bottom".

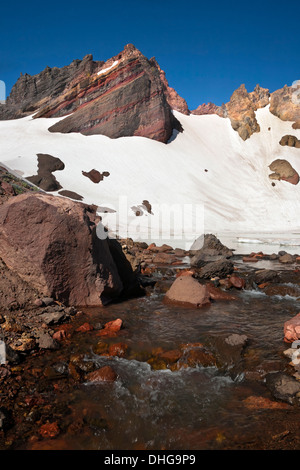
[
  {"left": 97, "top": 318, "right": 123, "bottom": 337},
  {"left": 39, "top": 422, "right": 60, "bottom": 439},
  {"left": 176, "top": 269, "right": 194, "bottom": 278},
  {"left": 258, "top": 282, "right": 270, "bottom": 289},
  {"left": 52, "top": 330, "right": 67, "bottom": 341},
  {"left": 206, "top": 283, "right": 236, "bottom": 300},
  {"left": 76, "top": 322, "right": 94, "bottom": 332},
  {"left": 86, "top": 366, "right": 117, "bottom": 383}
]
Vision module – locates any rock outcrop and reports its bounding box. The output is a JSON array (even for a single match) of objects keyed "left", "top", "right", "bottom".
[
  {"left": 270, "top": 83, "right": 300, "bottom": 128},
  {"left": 218, "top": 84, "right": 270, "bottom": 140},
  {"left": 0, "top": 44, "right": 183, "bottom": 143},
  {"left": 0, "top": 193, "right": 143, "bottom": 306},
  {"left": 192, "top": 84, "right": 270, "bottom": 140},
  {"left": 279, "top": 135, "right": 300, "bottom": 149},
  {"left": 268, "top": 159, "right": 299, "bottom": 185},
  {"left": 191, "top": 102, "right": 219, "bottom": 115}
]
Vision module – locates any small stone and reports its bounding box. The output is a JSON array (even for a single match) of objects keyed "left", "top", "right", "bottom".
[{"left": 86, "top": 366, "right": 117, "bottom": 383}]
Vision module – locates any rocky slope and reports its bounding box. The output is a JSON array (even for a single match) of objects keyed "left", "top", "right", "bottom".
[{"left": 192, "top": 82, "right": 300, "bottom": 141}]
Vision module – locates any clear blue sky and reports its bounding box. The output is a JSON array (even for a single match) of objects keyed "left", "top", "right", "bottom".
[{"left": 1, "top": 0, "right": 299, "bottom": 110}]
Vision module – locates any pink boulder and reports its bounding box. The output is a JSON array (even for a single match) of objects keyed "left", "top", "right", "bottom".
[
  {"left": 284, "top": 313, "right": 300, "bottom": 343},
  {"left": 164, "top": 276, "right": 211, "bottom": 308}
]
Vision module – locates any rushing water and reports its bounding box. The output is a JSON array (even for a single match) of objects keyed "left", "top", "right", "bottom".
[{"left": 19, "top": 265, "right": 300, "bottom": 450}]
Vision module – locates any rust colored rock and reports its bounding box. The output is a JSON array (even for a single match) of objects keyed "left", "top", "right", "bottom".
[
  {"left": 97, "top": 318, "right": 123, "bottom": 337},
  {"left": 191, "top": 102, "right": 219, "bottom": 115},
  {"left": 284, "top": 313, "right": 300, "bottom": 342},
  {"left": 108, "top": 342, "right": 128, "bottom": 358},
  {"left": 270, "top": 84, "right": 300, "bottom": 125},
  {"left": 216, "top": 84, "right": 270, "bottom": 140},
  {"left": 206, "top": 283, "right": 236, "bottom": 300},
  {"left": 52, "top": 330, "right": 68, "bottom": 341},
  {"left": 0, "top": 193, "right": 141, "bottom": 306},
  {"left": 158, "top": 349, "right": 182, "bottom": 363},
  {"left": 44, "top": 45, "right": 183, "bottom": 143},
  {"left": 39, "top": 422, "right": 60, "bottom": 439},
  {"left": 86, "top": 365, "right": 117, "bottom": 383},
  {"left": 76, "top": 322, "right": 94, "bottom": 332},
  {"left": 229, "top": 274, "right": 245, "bottom": 289},
  {"left": 164, "top": 275, "right": 211, "bottom": 308}
]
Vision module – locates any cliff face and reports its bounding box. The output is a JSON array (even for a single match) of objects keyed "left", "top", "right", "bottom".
[{"left": 0, "top": 44, "right": 183, "bottom": 143}]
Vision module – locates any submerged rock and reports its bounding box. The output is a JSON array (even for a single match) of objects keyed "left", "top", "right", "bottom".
[{"left": 265, "top": 372, "right": 300, "bottom": 404}]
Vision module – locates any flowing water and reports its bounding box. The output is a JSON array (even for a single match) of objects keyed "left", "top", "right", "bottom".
[{"left": 18, "top": 260, "right": 300, "bottom": 450}]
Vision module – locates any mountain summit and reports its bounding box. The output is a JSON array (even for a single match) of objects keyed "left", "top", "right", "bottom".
[{"left": 0, "top": 44, "right": 187, "bottom": 143}]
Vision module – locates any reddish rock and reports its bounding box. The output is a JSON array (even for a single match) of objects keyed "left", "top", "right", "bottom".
[
  {"left": 153, "top": 252, "right": 178, "bottom": 264},
  {"left": 206, "top": 283, "right": 236, "bottom": 300},
  {"left": 242, "top": 256, "right": 259, "bottom": 263},
  {"left": 229, "top": 274, "right": 245, "bottom": 289},
  {"left": 97, "top": 318, "right": 123, "bottom": 337},
  {"left": 284, "top": 313, "right": 300, "bottom": 342},
  {"left": 44, "top": 45, "right": 182, "bottom": 143},
  {"left": 86, "top": 365, "right": 117, "bottom": 383},
  {"left": 158, "top": 349, "right": 182, "bottom": 363},
  {"left": 39, "top": 422, "right": 60, "bottom": 439},
  {"left": 164, "top": 275, "right": 211, "bottom": 308},
  {"left": 76, "top": 322, "right": 94, "bottom": 332},
  {"left": 270, "top": 84, "right": 300, "bottom": 125},
  {"left": 108, "top": 342, "right": 128, "bottom": 358},
  {"left": 216, "top": 84, "right": 270, "bottom": 140},
  {"left": 191, "top": 102, "right": 219, "bottom": 115},
  {"left": 0, "top": 193, "right": 141, "bottom": 306},
  {"left": 52, "top": 330, "right": 68, "bottom": 341}
]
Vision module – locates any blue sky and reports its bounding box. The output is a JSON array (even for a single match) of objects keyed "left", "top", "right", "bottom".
[{"left": 1, "top": 0, "right": 299, "bottom": 109}]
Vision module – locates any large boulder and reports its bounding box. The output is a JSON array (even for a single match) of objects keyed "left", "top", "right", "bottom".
[
  {"left": 190, "top": 233, "right": 233, "bottom": 261},
  {"left": 0, "top": 193, "right": 142, "bottom": 306}
]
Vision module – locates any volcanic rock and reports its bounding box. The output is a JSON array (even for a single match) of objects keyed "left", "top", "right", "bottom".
[
  {"left": 194, "top": 259, "right": 234, "bottom": 279},
  {"left": 279, "top": 135, "right": 300, "bottom": 149},
  {"left": 265, "top": 371, "right": 300, "bottom": 404},
  {"left": 284, "top": 313, "right": 300, "bottom": 343},
  {"left": 190, "top": 233, "right": 233, "bottom": 257},
  {"left": 164, "top": 275, "right": 211, "bottom": 308},
  {"left": 270, "top": 83, "right": 300, "bottom": 125},
  {"left": 268, "top": 159, "right": 299, "bottom": 185},
  {"left": 42, "top": 45, "right": 182, "bottom": 143},
  {"left": 216, "top": 84, "right": 270, "bottom": 140},
  {"left": 191, "top": 102, "right": 219, "bottom": 115},
  {"left": 0, "top": 193, "right": 143, "bottom": 306}
]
